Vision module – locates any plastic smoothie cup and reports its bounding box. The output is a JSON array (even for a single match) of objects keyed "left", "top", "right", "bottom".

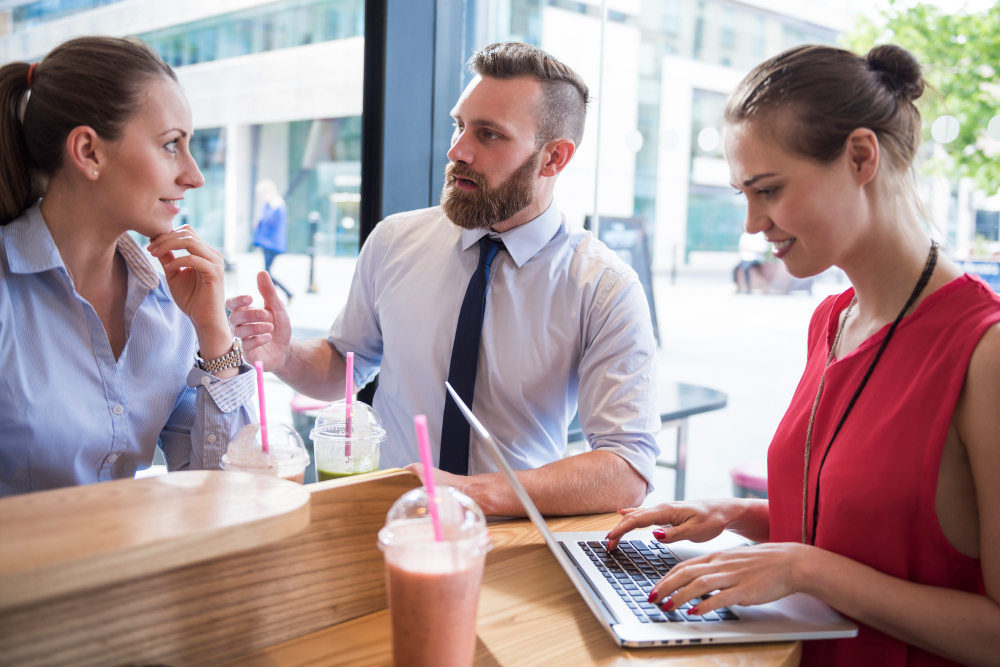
[
  {"left": 309, "top": 399, "right": 386, "bottom": 481},
  {"left": 377, "top": 486, "right": 492, "bottom": 667},
  {"left": 221, "top": 423, "right": 310, "bottom": 483}
]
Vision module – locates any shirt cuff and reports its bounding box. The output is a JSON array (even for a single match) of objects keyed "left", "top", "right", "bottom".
[
  {"left": 186, "top": 363, "right": 256, "bottom": 413},
  {"left": 591, "top": 435, "right": 660, "bottom": 494}
]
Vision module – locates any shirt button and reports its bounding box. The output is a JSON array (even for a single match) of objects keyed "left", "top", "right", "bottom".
[
  {"left": 107, "top": 453, "right": 119, "bottom": 463},
  {"left": 112, "top": 404, "right": 124, "bottom": 415},
  {"left": 207, "top": 434, "right": 217, "bottom": 443},
  {"left": 201, "top": 377, "right": 212, "bottom": 387}
]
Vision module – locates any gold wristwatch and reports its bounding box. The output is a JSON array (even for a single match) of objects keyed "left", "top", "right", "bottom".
[{"left": 195, "top": 337, "right": 244, "bottom": 374}]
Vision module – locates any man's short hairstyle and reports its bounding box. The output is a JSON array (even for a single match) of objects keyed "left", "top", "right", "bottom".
[{"left": 468, "top": 42, "right": 590, "bottom": 148}]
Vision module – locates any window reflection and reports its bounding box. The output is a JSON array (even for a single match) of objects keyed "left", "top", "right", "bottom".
[
  {"left": 140, "top": 0, "right": 364, "bottom": 69},
  {"left": 11, "top": 0, "right": 126, "bottom": 32}
]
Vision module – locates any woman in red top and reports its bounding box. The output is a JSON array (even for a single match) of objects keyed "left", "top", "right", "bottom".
[{"left": 607, "top": 44, "right": 1000, "bottom": 665}]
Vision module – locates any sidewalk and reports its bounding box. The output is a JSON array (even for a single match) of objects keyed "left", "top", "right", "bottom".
[{"left": 226, "top": 251, "right": 846, "bottom": 504}]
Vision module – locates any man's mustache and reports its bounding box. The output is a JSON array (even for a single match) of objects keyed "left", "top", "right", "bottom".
[{"left": 446, "top": 163, "right": 487, "bottom": 188}]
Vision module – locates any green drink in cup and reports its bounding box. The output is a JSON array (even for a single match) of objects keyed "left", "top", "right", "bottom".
[{"left": 310, "top": 399, "right": 386, "bottom": 480}]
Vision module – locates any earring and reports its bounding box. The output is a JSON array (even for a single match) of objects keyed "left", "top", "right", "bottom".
[{"left": 92, "top": 171, "right": 98, "bottom": 177}]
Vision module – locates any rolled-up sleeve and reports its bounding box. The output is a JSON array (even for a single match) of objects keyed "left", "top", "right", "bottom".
[
  {"left": 576, "top": 270, "right": 660, "bottom": 491},
  {"left": 328, "top": 221, "right": 393, "bottom": 389},
  {"left": 159, "top": 364, "right": 257, "bottom": 471}
]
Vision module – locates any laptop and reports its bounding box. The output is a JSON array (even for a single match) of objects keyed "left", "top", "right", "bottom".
[{"left": 444, "top": 382, "right": 858, "bottom": 647}]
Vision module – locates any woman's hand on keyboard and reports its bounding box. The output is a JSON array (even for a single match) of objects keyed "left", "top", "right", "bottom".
[
  {"left": 605, "top": 500, "right": 735, "bottom": 551},
  {"left": 646, "top": 542, "right": 810, "bottom": 615}
]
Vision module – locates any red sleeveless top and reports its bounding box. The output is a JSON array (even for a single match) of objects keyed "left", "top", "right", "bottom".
[{"left": 768, "top": 274, "right": 1000, "bottom": 666}]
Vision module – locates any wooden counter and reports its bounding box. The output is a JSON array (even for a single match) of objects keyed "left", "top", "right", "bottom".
[
  {"left": 228, "top": 514, "right": 801, "bottom": 667},
  {"left": 0, "top": 471, "right": 799, "bottom": 666}
]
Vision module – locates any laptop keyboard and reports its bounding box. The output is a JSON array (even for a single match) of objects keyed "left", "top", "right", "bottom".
[{"left": 577, "top": 539, "right": 739, "bottom": 623}]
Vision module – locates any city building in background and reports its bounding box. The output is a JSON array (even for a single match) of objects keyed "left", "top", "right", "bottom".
[{"left": 1, "top": 0, "right": 364, "bottom": 261}]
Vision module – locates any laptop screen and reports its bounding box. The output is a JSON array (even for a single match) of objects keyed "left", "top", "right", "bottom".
[{"left": 444, "top": 382, "right": 619, "bottom": 626}]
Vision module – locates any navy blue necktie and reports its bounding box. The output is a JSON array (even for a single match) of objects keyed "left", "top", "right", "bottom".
[{"left": 439, "top": 236, "right": 504, "bottom": 475}]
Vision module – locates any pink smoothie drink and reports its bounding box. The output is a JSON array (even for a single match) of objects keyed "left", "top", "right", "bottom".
[
  {"left": 378, "top": 487, "right": 492, "bottom": 667},
  {"left": 385, "top": 532, "right": 485, "bottom": 667}
]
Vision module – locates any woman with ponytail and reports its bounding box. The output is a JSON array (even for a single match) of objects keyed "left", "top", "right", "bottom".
[
  {"left": 606, "top": 44, "right": 1000, "bottom": 665},
  {"left": 0, "top": 37, "right": 257, "bottom": 495}
]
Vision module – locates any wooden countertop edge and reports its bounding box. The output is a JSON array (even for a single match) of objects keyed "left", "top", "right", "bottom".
[
  {"left": 0, "top": 474, "right": 313, "bottom": 612},
  {"left": 224, "top": 607, "right": 804, "bottom": 667}
]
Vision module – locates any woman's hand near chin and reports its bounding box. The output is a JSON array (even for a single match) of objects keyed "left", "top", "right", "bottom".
[{"left": 148, "top": 226, "right": 236, "bottom": 373}]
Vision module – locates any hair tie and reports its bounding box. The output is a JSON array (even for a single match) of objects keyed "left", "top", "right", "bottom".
[{"left": 27, "top": 62, "right": 38, "bottom": 88}]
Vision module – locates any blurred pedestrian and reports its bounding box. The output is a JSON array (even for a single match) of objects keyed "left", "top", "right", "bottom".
[{"left": 253, "top": 179, "right": 293, "bottom": 302}]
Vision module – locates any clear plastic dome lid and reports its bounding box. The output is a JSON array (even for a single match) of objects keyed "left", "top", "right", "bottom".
[
  {"left": 310, "top": 399, "right": 386, "bottom": 443},
  {"left": 223, "top": 423, "right": 310, "bottom": 469},
  {"left": 378, "top": 486, "right": 492, "bottom": 555}
]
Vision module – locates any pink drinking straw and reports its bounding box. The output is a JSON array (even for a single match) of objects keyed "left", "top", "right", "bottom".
[
  {"left": 344, "top": 352, "right": 354, "bottom": 457},
  {"left": 254, "top": 361, "right": 269, "bottom": 454},
  {"left": 413, "top": 415, "right": 444, "bottom": 542}
]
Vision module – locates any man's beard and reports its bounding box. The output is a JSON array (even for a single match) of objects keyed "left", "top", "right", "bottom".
[{"left": 440, "top": 150, "right": 540, "bottom": 230}]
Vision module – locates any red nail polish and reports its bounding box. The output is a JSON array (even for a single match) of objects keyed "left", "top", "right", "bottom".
[
  {"left": 688, "top": 606, "right": 699, "bottom": 615},
  {"left": 648, "top": 591, "right": 659, "bottom": 603},
  {"left": 652, "top": 529, "right": 665, "bottom": 539},
  {"left": 660, "top": 598, "right": 674, "bottom": 611}
]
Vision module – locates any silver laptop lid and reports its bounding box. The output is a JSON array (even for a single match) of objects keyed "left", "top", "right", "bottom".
[{"left": 444, "top": 382, "right": 618, "bottom": 629}]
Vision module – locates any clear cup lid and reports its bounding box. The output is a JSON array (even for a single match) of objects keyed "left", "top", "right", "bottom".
[
  {"left": 222, "top": 422, "right": 310, "bottom": 469},
  {"left": 377, "top": 486, "right": 492, "bottom": 555},
  {"left": 310, "top": 399, "right": 386, "bottom": 443}
]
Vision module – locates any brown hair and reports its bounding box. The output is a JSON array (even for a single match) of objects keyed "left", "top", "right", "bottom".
[
  {"left": 0, "top": 36, "right": 176, "bottom": 225},
  {"left": 725, "top": 44, "right": 925, "bottom": 175},
  {"left": 469, "top": 42, "right": 590, "bottom": 148}
]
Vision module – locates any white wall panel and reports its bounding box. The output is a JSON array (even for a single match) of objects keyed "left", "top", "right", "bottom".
[
  {"left": 178, "top": 37, "right": 364, "bottom": 129},
  {"left": 542, "top": 7, "right": 640, "bottom": 228}
]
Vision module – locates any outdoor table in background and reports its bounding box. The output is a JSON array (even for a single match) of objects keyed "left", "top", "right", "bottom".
[
  {"left": 292, "top": 381, "right": 727, "bottom": 499},
  {"left": 568, "top": 382, "right": 728, "bottom": 501}
]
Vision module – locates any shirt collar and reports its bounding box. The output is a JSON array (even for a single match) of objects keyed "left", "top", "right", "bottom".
[
  {"left": 4, "top": 200, "right": 161, "bottom": 292},
  {"left": 460, "top": 200, "right": 563, "bottom": 268},
  {"left": 3, "top": 201, "right": 63, "bottom": 274},
  {"left": 115, "top": 232, "right": 161, "bottom": 292}
]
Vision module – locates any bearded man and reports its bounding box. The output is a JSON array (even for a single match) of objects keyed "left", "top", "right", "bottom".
[{"left": 228, "top": 42, "right": 659, "bottom": 516}]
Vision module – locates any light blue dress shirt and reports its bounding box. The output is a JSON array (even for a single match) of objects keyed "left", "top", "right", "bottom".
[
  {"left": 328, "top": 202, "right": 660, "bottom": 488},
  {"left": 0, "top": 202, "right": 257, "bottom": 496}
]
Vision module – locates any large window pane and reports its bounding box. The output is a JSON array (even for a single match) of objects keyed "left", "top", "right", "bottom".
[{"left": 471, "top": 0, "right": 840, "bottom": 270}]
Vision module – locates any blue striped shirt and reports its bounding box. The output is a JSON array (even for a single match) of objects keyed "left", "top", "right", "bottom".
[{"left": 0, "top": 202, "right": 257, "bottom": 496}]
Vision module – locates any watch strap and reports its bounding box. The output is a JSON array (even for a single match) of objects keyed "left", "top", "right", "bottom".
[{"left": 197, "top": 337, "right": 244, "bottom": 374}]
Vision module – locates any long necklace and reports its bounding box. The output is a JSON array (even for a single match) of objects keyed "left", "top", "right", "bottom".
[{"left": 801, "top": 241, "right": 938, "bottom": 545}]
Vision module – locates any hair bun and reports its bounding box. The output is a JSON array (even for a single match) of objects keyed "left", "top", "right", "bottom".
[{"left": 866, "top": 44, "right": 924, "bottom": 102}]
